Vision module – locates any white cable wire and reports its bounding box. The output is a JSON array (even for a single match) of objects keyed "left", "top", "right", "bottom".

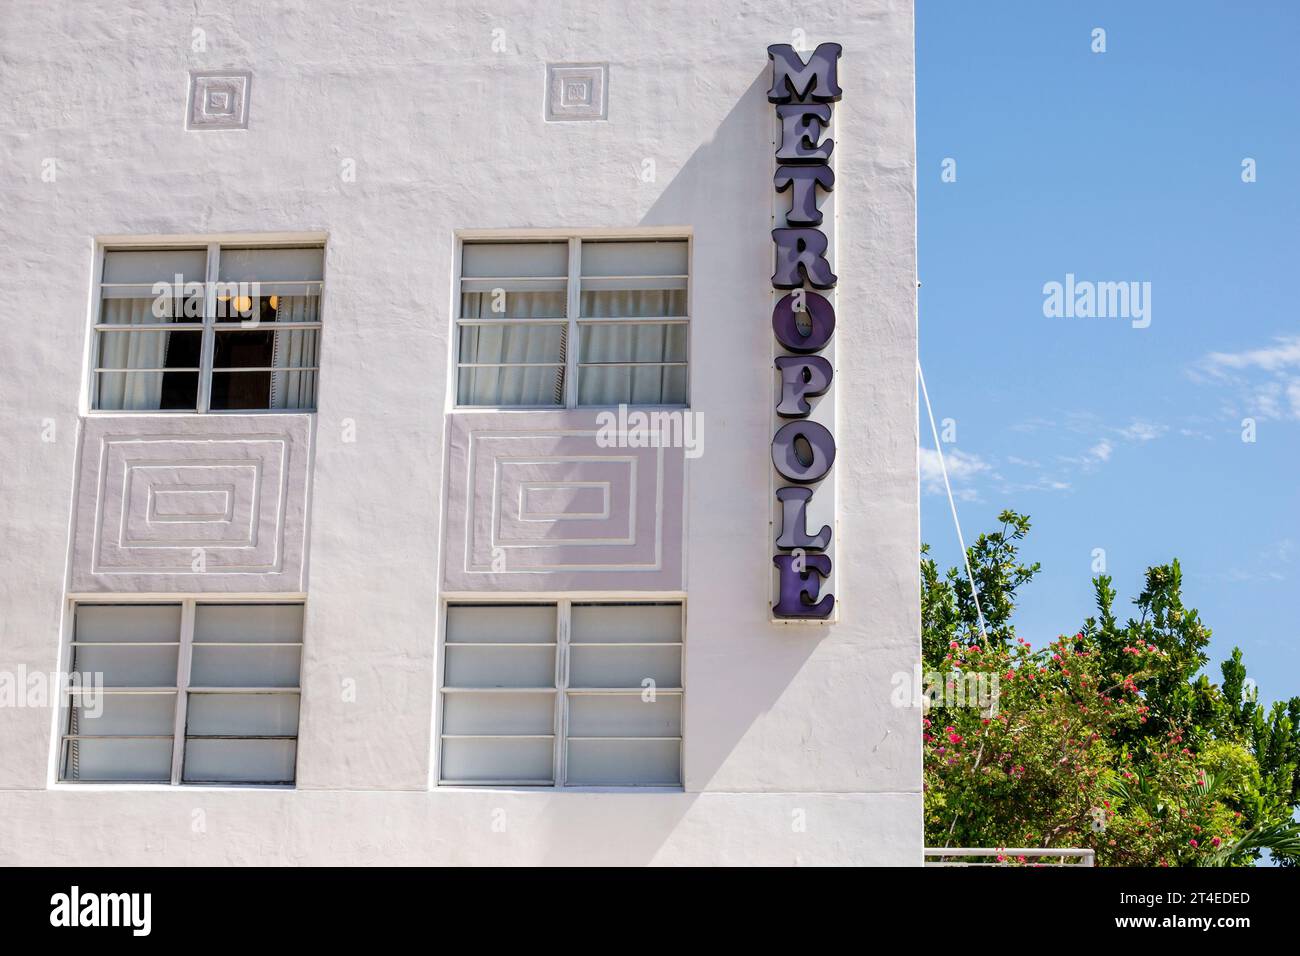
[{"left": 917, "top": 360, "right": 990, "bottom": 646}]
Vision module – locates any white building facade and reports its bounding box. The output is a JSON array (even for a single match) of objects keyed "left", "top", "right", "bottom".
[{"left": 0, "top": 0, "right": 919, "bottom": 865}]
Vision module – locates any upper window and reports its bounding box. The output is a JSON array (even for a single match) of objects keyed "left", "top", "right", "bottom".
[
  {"left": 456, "top": 237, "right": 689, "bottom": 408},
  {"left": 60, "top": 602, "right": 303, "bottom": 785},
  {"left": 93, "top": 244, "right": 324, "bottom": 412}
]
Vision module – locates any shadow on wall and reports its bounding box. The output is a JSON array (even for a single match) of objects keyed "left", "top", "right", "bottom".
[{"left": 536, "top": 69, "right": 828, "bottom": 863}]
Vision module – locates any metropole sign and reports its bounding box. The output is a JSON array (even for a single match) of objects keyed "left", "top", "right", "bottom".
[{"left": 766, "top": 42, "right": 842, "bottom": 621}]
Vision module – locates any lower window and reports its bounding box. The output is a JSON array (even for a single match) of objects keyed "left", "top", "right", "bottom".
[
  {"left": 60, "top": 602, "right": 303, "bottom": 785},
  {"left": 439, "top": 601, "right": 683, "bottom": 787}
]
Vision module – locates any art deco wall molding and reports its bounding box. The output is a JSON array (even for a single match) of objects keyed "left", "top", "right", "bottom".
[
  {"left": 443, "top": 412, "right": 683, "bottom": 592},
  {"left": 545, "top": 63, "right": 608, "bottom": 121},
  {"left": 186, "top": 70, "right": 252, "bottom": 130},
  {"left": 69, "top": 415, "right": 312, "bottom": 593}
]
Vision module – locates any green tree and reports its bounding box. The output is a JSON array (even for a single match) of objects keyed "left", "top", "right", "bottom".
[{"left": 922, "top": 511, "right": 1300, "bottom": 866}]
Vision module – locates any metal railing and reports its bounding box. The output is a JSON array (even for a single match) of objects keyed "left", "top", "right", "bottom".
[{"left": 924, "top": 847, "right": 1095, "bottom": 867}]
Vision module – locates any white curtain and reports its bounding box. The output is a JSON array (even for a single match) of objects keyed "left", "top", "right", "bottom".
[
  {"left": 457, "top": 291, "right": 567, "bottom": 405},
  {"left": 98, "top": 299, "right": 170, "bottom": 410},
  {"left": 270, "top": 295, "right": 319, "bottom": 410},
  {"left": 579, "top": 289, "right": 685, "bottom": 405}
]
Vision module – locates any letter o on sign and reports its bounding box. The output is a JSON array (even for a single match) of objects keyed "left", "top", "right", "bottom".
[
  {"left": 772, "top": 420, "right": 837, "bottom": 483},
  {"left": 772, "top": 290, "right": 836, "bottom": 354}
]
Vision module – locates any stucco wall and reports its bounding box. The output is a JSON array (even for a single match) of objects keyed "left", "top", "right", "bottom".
[{"left": 0, "top": 0, "right": 918, "bottom": 865}]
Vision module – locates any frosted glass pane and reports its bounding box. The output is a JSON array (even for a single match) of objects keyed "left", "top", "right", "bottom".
[
  {"left": 103, "top": 249, "right": 207, "bottom": 284},
  {"left": 580, "top": 240, "right": 687, "bottom": 277},
  {"left": 189, "top": 645, "right": 301, "bottom": 687},
  {"left": 63, "top": 738, "right": 172, "bottom": 782},
  {"left": 194, "top": 604, "right": 303, "bottom": 643},
  {"left": 72, "top": 645, "right": 179, "bottom": 687},
  {"left": 182, "top": 738, "right": 297, "bottom": 783},
  {"left": 567, "top": 693, "right": 680, "bottom": 738},
  {"left": 69, "top": 692, "right": 175, "bottom": 736},
  {"left": 75, "top": 604, "right": 181, "bottom": 643},
  {"left": 577, "top": 364, "right": 686, "bottom": 406},
  {"left": 579, "top": 322, "right": 686, "bottom": 362},
  {"left": 580, "top": 288, "right": 687, "bottom": 317},
  {"left": 442, "top": 692, "right": 554, "bottom": 735},
  {"left": 565, "top": 738, "right": 680, "bottom": 786},
  {"left": 571, "top": 604, "right": 681, "bottom": 643},
  {"left": 569, "top": 644, "right": 680, "bottom": 689},
  {"left": 441, "top": 737, "right": 553, "bottom": 783},
  {"left": 458, "top": 323, "right": 566, "bottom": 363},
  {"left": 217, "top": 247, "right": 323, "bottom": 282},
  {"left": 457, "top": 366, "right": 566, "bottom": 407},
  {"left": 460, "top": 290, "right": 567, "bottom": 319},
  {"left": 444, "top": 645, "right": 555, "bottom": 688},
  {"left": 446, "top": 605, "right": 555, "bottom": 643},
  {"left": 462, "top": 241, "right": 567, "bottom": 278},
  {"left": 186, "top": 692, "right": 300, "bottom": 736}
]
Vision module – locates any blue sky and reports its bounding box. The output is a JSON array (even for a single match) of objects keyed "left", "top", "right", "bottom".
[{"left": 916, "top": 1, "right": 1300, "bottom": 705}]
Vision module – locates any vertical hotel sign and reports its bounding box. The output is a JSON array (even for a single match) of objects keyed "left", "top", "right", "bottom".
[{"left": 767, "top": 43, "right": 842, "bottom": 621}]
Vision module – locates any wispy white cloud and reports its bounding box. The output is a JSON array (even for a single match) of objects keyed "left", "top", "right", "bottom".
[
  {"left": 919, "top": 446, "right": 989, "bottom": 500},
  {"left": 1062, "top": 438, "right": 1113, "bottom": 470},
  {"left": 1202, "top": 336, "right": 1300, "bottom": 375},
  {"left": 1115, "top": 420, "right": 1166, "bottom": 442},
  {"left": 1193, "top": 335, "right": 1300, "bottom": 421}
]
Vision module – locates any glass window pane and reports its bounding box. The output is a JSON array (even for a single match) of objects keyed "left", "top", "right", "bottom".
[
  {"left": 460, "top": 290, "right": 567, "bottom": 319},
  {"left": 182, "top": 738, "right": 296, "bottom": 784},
  {"left": 71, "top": 645, "right": 179, "bottom": 687},
  {"left": 75, "top": 605, "right": 181, "bottom": 643},
  {"left": 442, "top": 692, "right": 554, "bottom": 736},
  {"left": 186, "top": 692, "right": 300, "bottom": 736},
  {"left": 458, "top": 323, "right": 566, "bottom": 364},
  {"left": 215, "top": 290, "right": 322, "bottom": 325},
  {"left": 579, "top": 288, "right": 686, "bottom": 317},
  {"left": 462, "top": 242, "right": 567, "bottom": 278},
  {"left": 565, "top": 738, "right": 680, "bottom": 786},
  {"left": 568, "top": 644, "right": 681, "bottom": 689},
  {"left": 571, "top": 604, "right": 681, "bottom": 643},
  {"left": 444, "top": 645, "right": 555, "bottom": 688},
  {"left": 96, "top": 371, "right": 199, "bottom": 411},
  {"left": 441, "top": 737, "right": 553, "bottom": 784},
  {"left": 446, "top": 605, "right": 556, "bottom": 643},
  {"left": 67, "top": 692, "right": 176, "bottom": 737},
  {"left": 567, "top": 693, "right": 681, "bottom": 738},
  {"left": 216, "top": 247, "right": 324, "bottom": 282},
  {"left": 97, "top": 330, "right": 202, "bottom": 370},
  {"left": 207, "top": 370, "right": 272, "bottom": 410},
  {"left": 189, "top": 645, "right": 302, "bottom": 688},
  {"left": 195, "top": 604, "right": 304, "bottom": 643},
  {"left": 577, "top": 364, "right": 686, "bottom": 406},
  {"left": 579, "top": 323, "right": 686, "bottom": 364},
  {"left": 457, "top": 365, "right": 565, "bottom": 407},
  {"left": 103, "top": 249, "right": 207, "bottom": 284},
  {"left": 580, "top": 240, "right": 687, "bottom": 277},
  {"left": 213, "top": 328, "right": 275, "bottom": 368},
  {"left": 98, "top": 292, "right": 204, "bottom": 319},
  {"left": 62, "top": 738, "right": 172, "bottom": 782}
]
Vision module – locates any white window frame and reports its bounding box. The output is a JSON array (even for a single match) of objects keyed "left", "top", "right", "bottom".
[
  {"left": 436, "top": 599, "right": 686, "bottom": 789},
  {"left": 87, "top": 236, "right": 326, "bottom": 415},
  {"left": 452, "top": 230, "right": 692, "bottom": 411},
  {"left": 57, "top": 598, "right": 305, "bottom": 787}
]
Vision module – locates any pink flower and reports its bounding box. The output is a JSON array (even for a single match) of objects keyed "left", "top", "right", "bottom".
[{"left": 1189, "top": 839, "right": 1199, "bottom": 848}]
